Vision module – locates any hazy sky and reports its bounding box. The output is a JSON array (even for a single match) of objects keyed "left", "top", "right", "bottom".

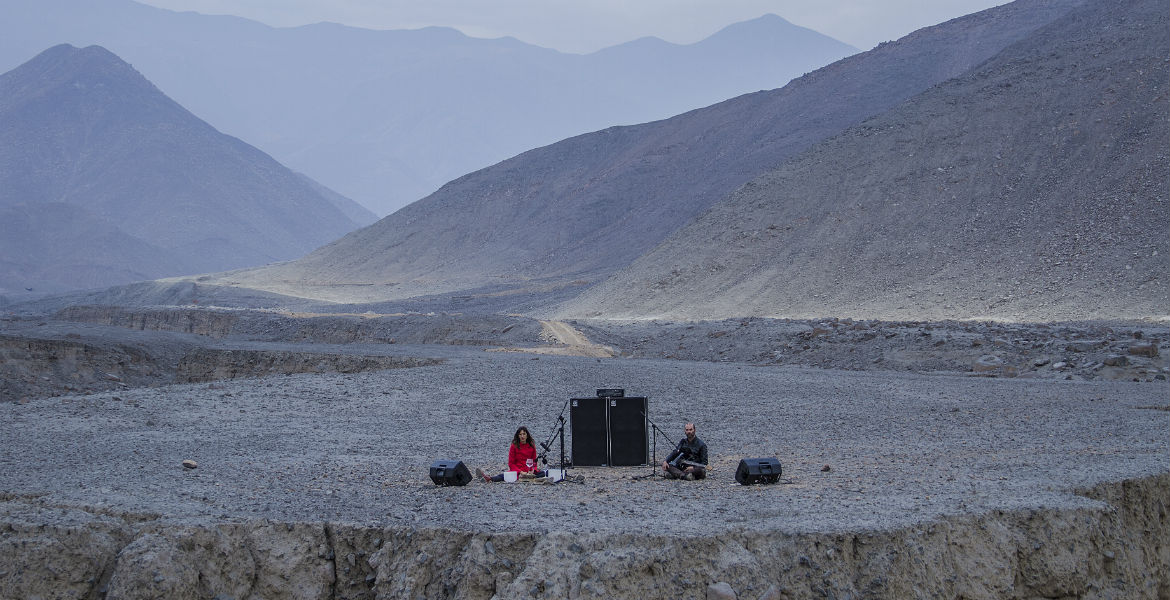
[{"left": 136, "top": 0, "right": 1010, "bottom": 53}]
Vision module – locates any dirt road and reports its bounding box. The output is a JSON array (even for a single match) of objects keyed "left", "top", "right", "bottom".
[{"left": 488, "top": 320, "right": 616, "bottom": 358}]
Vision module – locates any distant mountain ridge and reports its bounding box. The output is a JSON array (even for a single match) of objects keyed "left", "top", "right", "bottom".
[
  {"left": 0, "top": 1, "right": 858, "bottom": 215},
  {"left": 205, "top": 0, "right": 1091, "bottom": 307},
  {"left": 555, "top": 0, "right": 1169, "bottom": 322},
  {"left": 18, "top": 0, "right": 1162, "bottom": 325},
  {"left": 0, "top": 44, "right": 373, "bottom": 297}
]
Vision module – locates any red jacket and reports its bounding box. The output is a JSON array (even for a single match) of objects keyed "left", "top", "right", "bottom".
[{"left": 508, "top": 442, "right": 538, "bottom": 473}]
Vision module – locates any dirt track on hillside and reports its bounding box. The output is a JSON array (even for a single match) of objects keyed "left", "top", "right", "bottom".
[{"left": 487, "top": 320, "right": 616, "bottom": 358}]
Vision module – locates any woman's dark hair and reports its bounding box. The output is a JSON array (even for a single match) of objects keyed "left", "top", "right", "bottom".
[{"left": 512, "top": 426, "right": 535, "bottom": 448}]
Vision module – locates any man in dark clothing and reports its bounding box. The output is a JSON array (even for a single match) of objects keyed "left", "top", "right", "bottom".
[{"left": 661, "top": 422, "right": 708, "bottom": 480}]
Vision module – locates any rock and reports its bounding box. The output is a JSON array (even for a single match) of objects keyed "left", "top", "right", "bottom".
[
  {"left": 758, "top": 586, "right": 786, "bottom": 600},
  {"left": 1033, "top": 358, "right": 1051, "bottom": 367},
  {"left": 708, "top": 581, "right": 737, "bottom": 600},
  {"left": 973, "top": 355, "right": 1004, "bottom": 372},
  {"left": 821, "top": 465, "right": 831, "bottom": 472},
  {"left": 106, "top": 534, "right": 202, "bottom": 600},
  {"left": 1103, "top": 355, "right": 1128, "bottom": 367},
  {"left": 182, "top": 460, "right": 198, "bottom": 470},
  {"left": 1128, "top": 343, "right": 1159, "bottom": 357}
]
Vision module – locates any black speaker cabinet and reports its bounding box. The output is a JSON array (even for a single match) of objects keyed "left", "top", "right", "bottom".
[
  {"left": 570, "top": 397, "right": 608, "bottom": 466},
  {"left": 571, "top": 396, "right": 648, "bottom": 466},
  {"left": 608, "top": 396, "right": 647, "bottom": 466},
  {"left": 735, "top": 457, "right": 782, "bottom": 485},
  {"left": 429, "top": 460, "right": 472, "bottom": 486}
]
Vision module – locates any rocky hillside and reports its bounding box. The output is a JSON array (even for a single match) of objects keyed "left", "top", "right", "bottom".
[
  {"left": 206, "top": 0, "right": 1088, "bottom": 306},
  {"left": 556, "top": 0, "right": 1169, "bottom": 322},
  {"left": 0, "top": 2, "right": 859, "bottom": 215},
  {"left": 0, "top": 44, "right": 373, "bottom": 298}
]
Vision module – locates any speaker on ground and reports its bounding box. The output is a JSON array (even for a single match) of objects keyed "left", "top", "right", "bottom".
[
  {"left": 429, "top": 459, "right": 472, "bottom": 486},
  {"left": 608, "top": 396, "right": 648, "bottom": 466},
  {"left": 735, "top": 457, "right": 782, "bottom": 485},
  {"left": 570, "top": 397, "right": 608, "bottom": 466}
]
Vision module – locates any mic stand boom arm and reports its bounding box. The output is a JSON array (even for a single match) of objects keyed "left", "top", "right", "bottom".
[
  {"left": 640, "top": 411, "right": 677, "bottom": 478},
  {"left": 540, "top": 398, "right": 569, "bottom": 463},
  {"left": 538, "top": 399, "right": 569, "bottom": 482},
  {"left": 538, "top": 412, "right": 568, "bottom": 481}
]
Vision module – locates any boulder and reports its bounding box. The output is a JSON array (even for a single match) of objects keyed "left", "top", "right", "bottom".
[
  {"left": 1128, "top": 343, "right": 1159, "bottom": 357},
  {"left": 708, "top": 581, "right": 737, "bottom": 600},
  {"left": 1065, "top": 341, "right": 1101, "bottom": 353},
  {"left": 1103, "top": 355, "right": 1128, "bottom": 367},
  {"left": 973, "top": 355, "right": 1004, "bottom": 372}
]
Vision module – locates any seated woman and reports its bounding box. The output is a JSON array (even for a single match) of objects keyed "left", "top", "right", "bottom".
[{"left": 477, "top": 426, "right": 546, "bottom": 482}]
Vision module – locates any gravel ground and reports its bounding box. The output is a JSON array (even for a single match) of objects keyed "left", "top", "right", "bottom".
[{"left": 2, "top": 350, "right": 1166, "bottom": 536}]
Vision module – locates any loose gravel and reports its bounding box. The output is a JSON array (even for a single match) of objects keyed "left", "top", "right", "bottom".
[{"left": 2, "top": 350, "right": 1166, "bottom": 537}]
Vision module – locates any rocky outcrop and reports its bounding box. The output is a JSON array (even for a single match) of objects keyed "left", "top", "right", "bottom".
[
  {"left": 0, "top": 324, "right": 443, "bottom": 401},
  {"left": 174, "top": 349, "right": 440, "bottom": 383},
  {"left": 55, "top": 305, "right": 544, "bottom": 346},
  {"left": 2, "top": 474, "right": 1166, "bottom": 599},
  {"left": 582, "top": 317, "right": 1169, "bottom": 382},
  {"left": 0, "top": 334, "right": 162, "bottom": 401},
  {"left": 57, "top": 305, "right": 241, "bottom": 338}
]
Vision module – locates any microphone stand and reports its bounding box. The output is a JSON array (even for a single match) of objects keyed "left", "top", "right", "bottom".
[
  {"left": 558, "top": 412, "right": 567, "bottom": 479},
  {"left": 539, "top": 398, "right": 572, "bottom": 483},
  {"left": 637, "top": 411, "right": 678, "bottom": 479}
]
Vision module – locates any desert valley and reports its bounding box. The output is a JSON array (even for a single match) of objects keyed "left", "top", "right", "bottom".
[{"left": 0, "top": 0, "right": 1167, "bottom": 598}]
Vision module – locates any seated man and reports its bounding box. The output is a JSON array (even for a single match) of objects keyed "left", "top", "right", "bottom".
[{"left": 661, "top": 422, "right": 708, "bottom": 480}]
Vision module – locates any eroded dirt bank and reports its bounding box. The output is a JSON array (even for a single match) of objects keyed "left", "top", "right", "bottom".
[
  {"left": 0, "top": 331, "right": 440, "bottom": 401},
  {"left": 53, "top": 305, "right": 543, "bottom": 346},
  {"left": 1, "top": 474, "right": 1166, "bottom": 600},
  {"left": 4, "top": 307, "right": 1166, "bottom": 402},
  {"left": 576, "top": 317, "right": 1168, "bottom": 382}
]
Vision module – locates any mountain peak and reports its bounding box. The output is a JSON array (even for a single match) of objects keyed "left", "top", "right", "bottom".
[
  {"left": 0, "top": 44, "right": 368, "bottom": 295},
  {"left": 0, "top": 43, "right": 162, "bottom": 113},
  {"left": 14, "top": 43, "right": 135, "bottom": 79},
  {"left": 731, "top": 13, "right": 796, "bottom": 28},
  {"left": 700, "top": 12, "right": 857, "bottom": 53}
]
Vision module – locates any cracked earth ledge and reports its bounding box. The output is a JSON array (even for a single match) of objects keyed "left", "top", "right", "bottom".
[{"left": 1, "top": 474, "right": 1166, "bottom": 600}]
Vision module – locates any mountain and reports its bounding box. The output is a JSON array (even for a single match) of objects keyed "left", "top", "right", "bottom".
[
  {"left": 554, "top": 0, "right": 1169, "bottom": 322},
  {"left": 0, "top": 44, "right": 373, "bottom": 297},
  {"left": 202, "top": 0, "right": 1090, "bottom": 307},
  {"left": 0, "top": 1, "right": 858, "bottom": 216}
]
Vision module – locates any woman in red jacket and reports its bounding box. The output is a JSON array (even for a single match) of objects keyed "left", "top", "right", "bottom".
[{"left": 478, "top": 426, "right": 546, "bottom": 482}]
